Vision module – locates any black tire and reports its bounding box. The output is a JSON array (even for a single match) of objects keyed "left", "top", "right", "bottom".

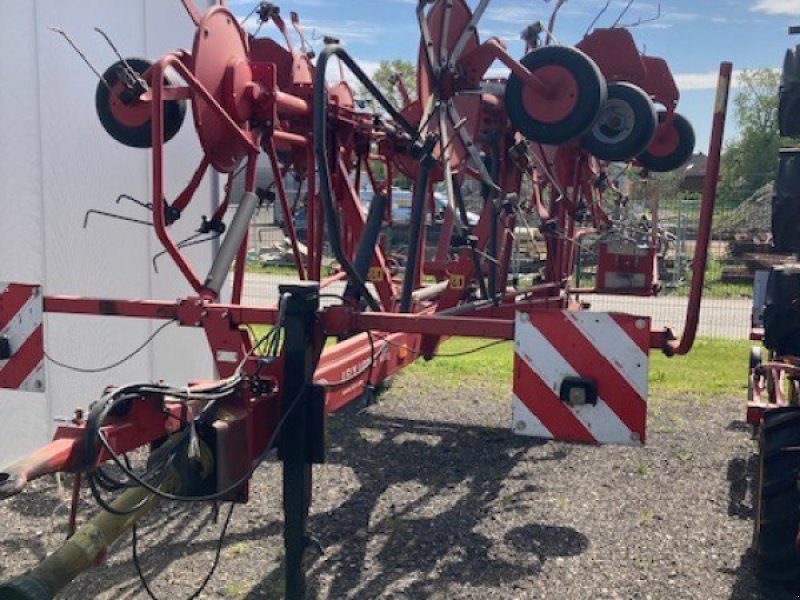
[
  {"left": 636, "top": 112, "right": 695, "bottom": 173},
  {"left": 779, "top": 47, "right": 800, "bottom": 137},
  {"left": 772, "top": 149, "right": 800, "bottom": 253},
  {"left": 505, "top": 45, "right": 607, "bottom": 145},
  {"left": 580, "top": 82, "right": 657, "bottom": 161},
  {"left": 96, "top": 58, "right": 186, "bottom": 149},
  {"left": 754, "top": 406, "right": 800, "bottom": 586}
]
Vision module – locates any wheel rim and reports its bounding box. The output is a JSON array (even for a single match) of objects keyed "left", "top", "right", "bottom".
[
  {"left": 646, "top": 120, "right": 680, "bottom": 158},
  {"left": 590, "top": 97, "right": 636, "bottom": 145},
  {"left": 521, "top": 65, "right": 580, "bottom": 124}
]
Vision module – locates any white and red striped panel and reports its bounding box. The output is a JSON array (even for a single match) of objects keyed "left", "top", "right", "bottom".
[
  {"left": 0, "top": 283, "right": 45, "bottom": 393},
  {"left": 512, "top": 311, "right": 650, "bottom": 446}
]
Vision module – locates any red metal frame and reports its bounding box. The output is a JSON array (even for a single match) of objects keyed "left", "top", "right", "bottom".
[{"left": 0, "top": 0, "right": 732, "bottom": 502}]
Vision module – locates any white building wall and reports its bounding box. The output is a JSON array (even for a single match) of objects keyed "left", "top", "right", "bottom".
[{"left": 0, "top": 1, "right": 218, "bottom": 465}]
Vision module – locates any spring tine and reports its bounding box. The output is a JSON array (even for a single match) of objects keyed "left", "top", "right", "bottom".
[
  {"left": 49, "top": 27, "right": 111, "bottom": 91},
  {"left": 83, "top": 209, "right": 153, "bottom": 229},
  {"left": 116, "top": 193, "right": 153, "bottom": 211},
  {"left": 152, "top": 232, "right": 220, "bottom": 273},
  {"left": 94, "top": 27, "right": 139, "bottom": 82},
  {"left": 612, "top": 0, "right": 635, "bottom": 28},
  {"left": 584, "top": 0, "right": 611, "bottom": 36},
  {"left": 619, "top": 3, "right": 661, "bottom": 29}
]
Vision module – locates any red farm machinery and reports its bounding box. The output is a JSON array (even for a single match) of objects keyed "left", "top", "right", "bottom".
[
  {"left": 745, "top": 24, "right": 800, "bottom": 592},
  {"left": 0, "top": 1, "right": 731, "bottom": 598}
]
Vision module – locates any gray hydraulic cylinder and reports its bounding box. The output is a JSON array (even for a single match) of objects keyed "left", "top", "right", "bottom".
[{"left": 203, "top": 191, "right": 259, "bottom": 296}]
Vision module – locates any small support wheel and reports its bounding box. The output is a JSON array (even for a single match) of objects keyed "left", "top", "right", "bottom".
[
  {"left": 580, "top": 82, "right": 657, "bottom": 161},
  {"left": 636, "top": 111, "right": 695, "bottom": 173},
  {"left": 753, "top": 407, "right": 800, "bottom": 589},
  {"left": 96, "top": 58, "right": 186, "bottom": 149},
  {"left": 505, "top": 45, "right": 607, "bottom": 145}
]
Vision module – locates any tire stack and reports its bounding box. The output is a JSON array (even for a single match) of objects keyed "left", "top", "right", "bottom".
[
  {"left": 774, "top": 46, "right": 800, "bottom": 254},
  {"left": 754, "top": 40, "right": 800, "bottom": 588}
]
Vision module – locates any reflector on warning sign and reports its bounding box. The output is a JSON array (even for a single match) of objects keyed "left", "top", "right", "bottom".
[
  {"left": 512, "top": 311, "right": 649, "bottom": 446},
  {"left": 0, "top": 283, "right": 45, "bottom": 393}
]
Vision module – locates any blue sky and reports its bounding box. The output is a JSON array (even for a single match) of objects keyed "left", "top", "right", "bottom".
[{"left": 229, "top": 0, "right": 800, "bottom": 151}]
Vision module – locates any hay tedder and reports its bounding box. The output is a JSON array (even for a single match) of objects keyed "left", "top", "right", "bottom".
[{"left": 0, "top": 1, "right": 731, "bottom": 598}]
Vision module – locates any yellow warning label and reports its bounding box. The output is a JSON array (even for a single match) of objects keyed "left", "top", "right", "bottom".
[
  {"left": 368, "top": 267, "right": 383, "bottom": 282},
  {"left": 449, "top": 274, "right": 466, "bottom": 290}
]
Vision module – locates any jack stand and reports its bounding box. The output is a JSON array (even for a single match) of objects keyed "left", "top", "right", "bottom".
[{"left": 279, "top": 283, "right": 321, "bottom": 600}]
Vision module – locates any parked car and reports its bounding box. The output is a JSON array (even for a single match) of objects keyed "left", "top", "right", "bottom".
[{"left": 361, "top": 187, "right": 479, "bottom": 226}]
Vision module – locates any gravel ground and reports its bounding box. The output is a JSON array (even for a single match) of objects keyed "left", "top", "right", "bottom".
[{"left": 1, "top": 377, "right": 797, "bottom": 600}]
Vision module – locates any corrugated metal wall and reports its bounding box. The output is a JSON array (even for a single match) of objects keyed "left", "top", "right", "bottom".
[{"left": 0, "top": 1, "right": 218, "bottom": 464}]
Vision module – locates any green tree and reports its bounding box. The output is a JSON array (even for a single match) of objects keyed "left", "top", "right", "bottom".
[
  {"left": 718, "top": 68, "right": 783, "bottom": 207},
  {"left": 369, "top": 59, "right": 417, "bottom": 109}
]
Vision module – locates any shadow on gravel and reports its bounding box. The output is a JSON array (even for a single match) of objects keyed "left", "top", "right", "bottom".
[
  {"left": 62, "top": 507, "right": 285, "bottom": 600},
  {"left": 247, "top": 412, "right": 588, "bottom": 599},
  {"left": 727, "top": 454, "right": 756, "bottom": 520},
  {"left": 7, "top": 411, "right": 585, "bottom": 599}
]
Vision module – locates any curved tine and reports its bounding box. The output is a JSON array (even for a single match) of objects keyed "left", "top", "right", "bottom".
[
  {"left": 417, "top": 0, "right": 440, "bottom": 78},
  {"left": 152, "top": 231, "right": 207, "bottom": 273},
  {"left": 94, "top": 27, "right": 137, "bottom": 80},
  {"left": 584, "top": 0, "right": 611, "bottom": 36},
  {"left": 84, "top": 209, "right": 153, "bottom": 229},
  {"left": 49, "top": 27, "right": 111, "bottom": 91},
  {"left": 612, "top": 0, "right": 635, "bottom": 28},
  {"left": 447, "top": 0, "right": 490, "bottom": 69},
  {"left": 116, "top": 193, "right": 153, "bottom": 211},
  {"left": 619, "top": 3, "right": 661, "bottom": 29},
  {"left": 445, "top": 100, "right": 501, "bottom": 192}
]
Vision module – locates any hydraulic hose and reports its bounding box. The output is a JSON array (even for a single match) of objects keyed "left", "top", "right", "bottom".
[{"left": 314, "top": 44, "right": 423, "bottom": 312}]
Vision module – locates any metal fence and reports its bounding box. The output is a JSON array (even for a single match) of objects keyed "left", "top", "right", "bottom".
[{"left": 239, "top": 192, "right": 778, "bottom": 340}]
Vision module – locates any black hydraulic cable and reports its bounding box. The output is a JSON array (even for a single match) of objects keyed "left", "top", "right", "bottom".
[
  {"left": 452, "top": 172, "right": 489, "bottom": 301},
  {"left": 44, "top": 320, "right": 176, "bottom": 373},
  {"left": 314, "top": 45, "right": 423, "bottom": 312},
  {"left": 132, "top": 502, "right": 235, "bottom": 600},
  {"left": 343, "top": 192, "right": 388, "bottom": 304},
  {"left": 484, "top": 143, "right": 500, "bottom": 301},
  {"left": 400, "top": 158, "right": 434, "bottom": 312}
]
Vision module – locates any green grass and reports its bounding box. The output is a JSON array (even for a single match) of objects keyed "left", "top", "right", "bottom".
[
  {"left": 401, "top": 338, "right": 514, "bottom": 385},
  {"left": 649, "top": 337, "right": 752, "bottom": 397},
  {"left": 660, "top": 255, "right": 753, "bottom": 299},
  {"left": 401, "top": 336, "right": 753, "bottom": 399},
  {"left": 245, "top": 263, "right": 318, "bottom": 277},
  {"left": 246, "top": 326, "right": 753, "bottom": 399}
]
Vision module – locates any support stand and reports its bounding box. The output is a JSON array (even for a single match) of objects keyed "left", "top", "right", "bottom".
[{"left": 279, "top": 283, "right": 321, "bottom": 600}]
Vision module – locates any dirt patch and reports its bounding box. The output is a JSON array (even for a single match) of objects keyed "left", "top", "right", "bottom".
[{"left": 0, "top": 380, "right": 795, "bottom": 599}]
